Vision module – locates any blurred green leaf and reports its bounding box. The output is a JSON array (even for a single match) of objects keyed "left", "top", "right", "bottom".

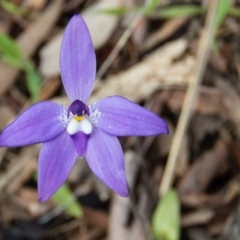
[
  {"left": 0, "top": 33, "right": 40, "bottom": 101},
  {"left": 0, "top": 54, "right": 23, "bottom": 68},
  {"left": 34, "top": 172, "right": 82, "bottom": 219},
  {"left": 1, "top": 0, "right": 27, "bottom": 16},
  {"left": 0, "top": 32, "right": 22, "bottom": 59},
  {"left": 228, "top": 7, "right": 240, "bottom": 17},
  {"left": 52, "top": 184, "right": 83, "bottom": 219},
  {"left": 0, "top": 32, "right": 24, "bottom": 68},
  {"left": 212, "top": 0, "right": 232, "bottom": 54},
  {"left": 155, "top": 5, "right": 203, "bottom": 18},
  {"left": 24, "top": 61, "right": 41, "bottom": 102},
  {"left": 152, "top": 190, "right": 180, "bottom": 240},
  {"left": 144, "top": 0, "right": 162, "bottom": 15},
  {"left": 215, "top": 0, "right": 232, "bottom": 30},
  {"left": 97, "top": 7, "right": 134, "bottom": 15},
  {"left": 97, "top": 0, "right": 162, "bottom": 16}
]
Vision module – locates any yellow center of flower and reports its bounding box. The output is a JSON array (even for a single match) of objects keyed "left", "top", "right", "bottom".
[{"left": 73, "top": 115, "right": 85, "bottom": 122}]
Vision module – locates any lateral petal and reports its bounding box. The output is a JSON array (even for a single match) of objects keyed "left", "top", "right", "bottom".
[
  {"left": 38, "top": 131, "right": 77, "bottom": 202},
  {"left": 90, "top": 96, "right": 169, "bottom": 136},
  {"left": 60, "top": 15, "right": 96, "bottom": 102},
  {"left": 0, "top": 101, "right": 67, "bottom": 147},
  {"left": 85, "top": 128, "right": 128, "bottom": 197}
]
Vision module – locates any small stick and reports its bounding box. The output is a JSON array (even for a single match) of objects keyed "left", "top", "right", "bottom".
[
  {"left": 96, "top": 0, "right": 152, "bottom": 79},
  {"left": 159, "top": 0, "right": 219, "bottom": 197}
]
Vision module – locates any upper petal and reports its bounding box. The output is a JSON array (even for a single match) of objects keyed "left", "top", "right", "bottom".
[
  {"left": 90, "top": 96, "right": 169, "bottom": 136},
  {"left": 60, "top": 15, "right": 96, "bottom": 102},
  {"left": 85, "top": 128, "right": 128, "bottom": 197},
  {"left": 38, "top": 131, "right": 77, "bottom": 202},
  {"left": 0, "top": 101, "right": 67, "bottom": 147}
]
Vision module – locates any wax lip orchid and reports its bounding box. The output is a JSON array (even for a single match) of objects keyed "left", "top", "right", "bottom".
[{"left": 0, "top": 15, "right": 169, "bottom": 202}]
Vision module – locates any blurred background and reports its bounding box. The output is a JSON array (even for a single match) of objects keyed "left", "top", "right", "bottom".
[{"left": 0, "top": 0, "right": 240, "bottom": 239}]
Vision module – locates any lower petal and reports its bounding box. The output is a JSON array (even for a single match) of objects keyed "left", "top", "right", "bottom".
[
  {"left": 71, "top": 131, "right": 88, "bottom": 158},
  {"left": 38, "top": 131, "right": 77, "bottom": 202},
  {"left": 85, "top": 128, "right": 128, "bottom": 197}
]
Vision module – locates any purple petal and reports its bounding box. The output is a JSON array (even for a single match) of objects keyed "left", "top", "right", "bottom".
[
  {"left": 0, "top": 101, "right": 66, "bottom": 147},
  {"left": 90, "top": 96, "right": 169, "bottom": 136},
  {"left": 38, "top": 131, "right": 77, "bottom": 202},
  {"left": 60, "top": 15, "right": 96, "bottom": 102},
  {"left": 71, "top": 131, "right": 88, "bottom": 158},
  {"left": 85, "top": 128, "right": 128, "bottom": 197}
]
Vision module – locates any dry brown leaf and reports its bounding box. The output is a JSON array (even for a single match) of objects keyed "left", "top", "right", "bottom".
[
  {"left": 178, "top": 140, "right": 229, "bottom": 193},
  {"left": 180, "top": 192, "right": 212, "bottom": 208},
  {"left": 222, "top": 178, "right": 240, "bottom": 204},
  {"left": 132, "top": 16, "right": 148, "bottom": 47},
  {"left": 89, "top": 39, "right": 192, "bottom": 104},
  {"left": 157, "top": 120, "right": 189, "bottom": 177},
  {"left": 108, "top": 195, "right": 131, "bottom": 240},
  {"left": 0, "top": 10, "right": 12, "bottom": 33},
  {"left": 0, "top": 0, "right": 62, "bottom": 96},
  {"left": 0, "top": 148, "right": 7, "bottom": 166},
  {"left": 216, "top": 78, "right": 240, "bottom": 137},
  {"left": 108, "top": 151, "right": 139, "bottom": 240},
  {"left": 208, "top": 218, "right": 226, "bottom": 236},
  {"left": 39, "top": 31, "right": 63, "bottom": 77},
  {"left": 83, "top": 206, "right": 109, "bottom": 229},
  {"left": 0, "top": 105, "right": 15, "bottom": 130},
  {"left": 71, "top": 229, "right": 105, "bottom": 240},
  {"left": 22, "top": 0, "right": 47, "bottom": 10},
  {"left": 142, "top": 17, "right": 188, "bottom": 53},
  {"left": 39, "top": 77, "right": 61, "bottom": 101},
  {"left": 6, "top": 159, "right": 37, "bottom": 193},
  {"left": 167, "top": 88, "right": 225, "bottom": 116},
  {"left": 82, "top": 0, "right": 122, "bottom": 49},
  {"left": 186, "top": 227, "right": 213, "bottom": 240},
  {"left": 220, "top": 206, "right": 240, "bottom": 240},
  {"left": 181, "top": 209, "right": 215, "bottom": 227},
  {"left": 16, "top": 188, "right": 51, "bottom": 218},
  {"left": 0, "top": 146, "right": 38, "bottom": 192},
  {"left": 192, "top": 115, "right": 223, "bottom": 144}
]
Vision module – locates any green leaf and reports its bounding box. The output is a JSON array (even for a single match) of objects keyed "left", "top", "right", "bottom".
[
  {"left": 0, "top": 54, "right": 23, "bottom": 68},
  {"left": 0, "top": 32, "right": 24, "bottom": 68},
  {"left": 1, "top": 0, "right": 28, "bottom": 16},
  {"left": 34, "top": 172, "right": 82, "bottom": 219},
  {"left": 228, "top": 7, "right": 240, "bottom": 18},
  {"left": 0, "top": 33, "right": 40, "bottom": 101},
  {"left": 97, "top": 7, "right": 134, "bottom": 16},
  {"left": 144, "top": 0, "right": 162, "bottom": 15},
  {"left": 152, "top": 190, "right": 180, "bottom": 240},
  {"left": 215, "top": 0, "right": 232, "bottom": 30},
  {"left": 24, "top": 61, "right": 41, "bottom": 102},
  {"left": 156, "top": 5, "right": 203, "bottom": 18},
  {"left": 212, "top": 0, "right": 232, "bottom": 54},
  {"left": 52, "top": 184, "right": 83, "bottom": 219},
  {"left": 97, "top": 0, "right": 162, "bottom": 16},
  {"left": 0, "top": 32, "right": 22, "bottom": 59}
]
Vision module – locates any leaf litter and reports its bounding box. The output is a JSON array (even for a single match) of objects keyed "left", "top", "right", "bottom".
[{"left": 1, "top": 1, "right": 240, "bottom": 240}]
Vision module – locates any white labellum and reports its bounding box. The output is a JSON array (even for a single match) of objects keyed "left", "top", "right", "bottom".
[{"left": 67, "top": 118, "right": 92, "bottom": 135}]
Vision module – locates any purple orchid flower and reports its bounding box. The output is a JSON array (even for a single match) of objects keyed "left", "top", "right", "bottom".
[{"left": 0, "top": 15, "right": 168, "bottom": 202}]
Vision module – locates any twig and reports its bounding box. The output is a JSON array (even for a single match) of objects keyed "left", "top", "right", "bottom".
[
  {"left": 96, "top": 0, "right": 150, "bottom": 79},
  {"left": 159, "top": 0, "right": 219, "bottom": 196},
  {"left": 128, "top": 185, "right": 153, "bottom": 240}
]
